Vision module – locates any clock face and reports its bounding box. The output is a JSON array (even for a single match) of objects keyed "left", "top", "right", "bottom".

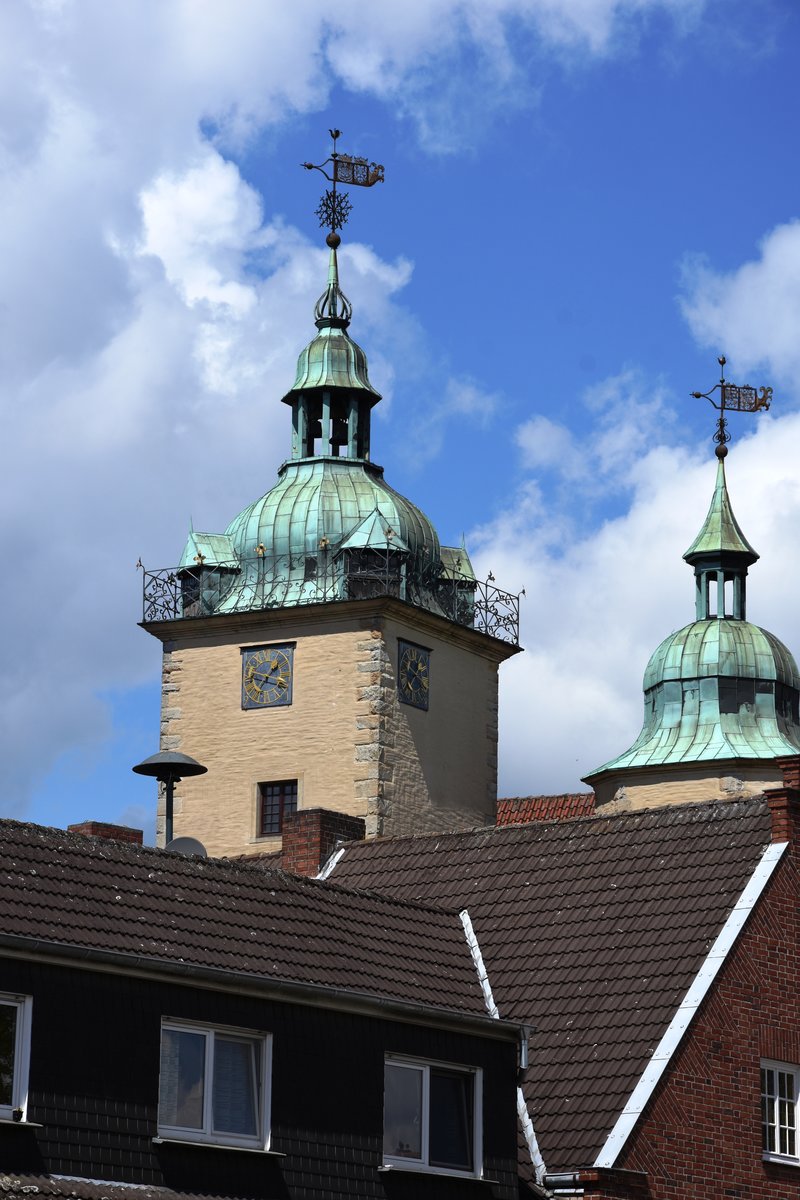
[
  {"left": 398, "top": 641, "right": 430, "bottom": 711},
  {"left": 242, "top": 645, "right": 294, "bottom": 709}
]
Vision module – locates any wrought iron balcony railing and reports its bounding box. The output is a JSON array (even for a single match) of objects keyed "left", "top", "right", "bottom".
[{"left": 140, "top": 549, "right": 521, "bottom": 646}]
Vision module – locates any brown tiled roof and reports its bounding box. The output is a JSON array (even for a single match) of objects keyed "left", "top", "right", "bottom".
[
  {"left": 329, "top": 798, "right": 772, "bottom": 1171},
  {"left": 0, "top": 819, "right": 486, "bottom": 1019},
  {"left": 0, "top": 1177, "right": 218, "bottom": 1200},
  {"left": 497, "top": 793, "right": 595, "bottom": 824}
]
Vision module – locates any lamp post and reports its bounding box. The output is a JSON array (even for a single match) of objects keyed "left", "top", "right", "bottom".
[{"left": 132, "top": 751, "right": 207, "bottom": 846}]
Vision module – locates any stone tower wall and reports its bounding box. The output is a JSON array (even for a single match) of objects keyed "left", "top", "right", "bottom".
[{"left": 155, "top": 603, "right": 505, "bottom": 856}]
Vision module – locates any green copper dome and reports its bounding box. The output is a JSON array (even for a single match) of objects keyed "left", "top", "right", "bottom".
[
  {"left": 585, "top": 452, "right": 800, "bottom": 785},
  {"left": 590, "top": 619, "right": 800, "bottom": 774},
  {"left": 170, "top": 241, "right": 478, "bottom": 621},
  {"left": 214, "top": 457, "right": 441, "bottom": 611},
  {"left": 643, "top": 619, "right": 800, "bottom": 692}
]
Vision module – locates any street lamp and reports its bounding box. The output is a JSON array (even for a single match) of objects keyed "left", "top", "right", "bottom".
[{"left": 132, "top": 751, "right": 207, "bottom": 846}]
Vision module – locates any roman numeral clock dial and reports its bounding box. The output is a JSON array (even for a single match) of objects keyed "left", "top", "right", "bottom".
[
  {"left": 398, "top": 641, "right": 430, "bottom": 711},
  {"left": 241, "top": 645, "right": 294, "bottom": 709}
]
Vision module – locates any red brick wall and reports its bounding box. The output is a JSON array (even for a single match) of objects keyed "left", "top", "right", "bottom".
[
  {"left": 281, "top": 809, "right": 365, "bottom": 877},
  {"left": 608, "top": 789, "right": 800, "bottom": 1198},
  {"left": 68, "top": 821, "right": 143, "bottom": 845}
]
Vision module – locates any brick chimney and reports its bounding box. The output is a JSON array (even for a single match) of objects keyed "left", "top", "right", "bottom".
[
  {"left": 281, "top": 809, "right": 365, "bottom": 877},
  {"left": 764, "top": 756, "right": 800, "bottom": 844},
  {"left": 68, "top": 821, "right": 144, "bottom": 846}
]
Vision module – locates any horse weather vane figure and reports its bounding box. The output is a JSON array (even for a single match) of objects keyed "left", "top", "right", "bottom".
[
  {"left": 692, "top": 355, "right": 772, "bottom": 459},
  {"left": 302, "top": 128, "right": 384, "bottom": 248}
]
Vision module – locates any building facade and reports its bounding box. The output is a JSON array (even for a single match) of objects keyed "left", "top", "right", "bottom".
[
  {"left": 0, "top": 819, "right": 525, "bottom": 1199},
  {"left": 141, "top": 245, "right": 520, "bottom": 856}
]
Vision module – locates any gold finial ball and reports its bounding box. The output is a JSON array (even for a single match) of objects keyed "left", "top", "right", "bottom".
[
  {"left": 716, "top": 443, "right": 728, "bottom": 459},
  {"left": 326, "top": 231, "right": 341, "bottom": 249}
]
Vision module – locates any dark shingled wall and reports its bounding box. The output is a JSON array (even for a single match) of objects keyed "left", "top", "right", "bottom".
[{"left": 0, "top": 957, "right": 520, "bottom": 1199}]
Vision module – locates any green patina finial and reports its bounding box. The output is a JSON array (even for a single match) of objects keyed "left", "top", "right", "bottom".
[
  {"left": 314, "top": 244, "right": 353, "bottom": 327},
  {"left": 683, "top": 456, "right": 758, "bottom": 564}
]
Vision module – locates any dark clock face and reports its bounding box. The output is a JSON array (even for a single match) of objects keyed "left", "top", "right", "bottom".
[
  {"left": 398, "top": 641, "right": 430, "bottom": 711},
  {"left": 242, "top": 645, "right": 294, "bottom": 709}
]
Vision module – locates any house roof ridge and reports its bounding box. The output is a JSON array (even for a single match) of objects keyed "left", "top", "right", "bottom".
[{"left": 0, "top": 817, "right": 468, "bottom": 916}]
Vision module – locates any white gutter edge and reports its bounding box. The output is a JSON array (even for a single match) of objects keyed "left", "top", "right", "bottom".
[
  {"left": 316, "top": 845, "right": 347, "bottom": 881},
  {"left": 459, "top": 908, "right": 548, "bottom": 1186},
  {"left": 594, "top": 839, "right": 788, "bottom": 1168},
  {"left": 459, "top": 908, "right": 500, "bottom": 1019}
]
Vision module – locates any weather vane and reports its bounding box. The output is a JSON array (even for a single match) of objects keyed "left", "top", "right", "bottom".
[
  {"left": 692, "top": 355, "right": 772, "bottom": 457},
  {"left": 302, "top": 128, "right": 384, "bottom": 247}
]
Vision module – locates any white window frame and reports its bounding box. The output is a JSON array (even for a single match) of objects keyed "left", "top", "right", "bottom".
[
  {"left": 382, "top": 1054, "right": 483, "bottom": 1179},
  {"left": 0, "top": 994, "right": 33, "bottom": 1123},
  {"left": 158, "top": 1019, "right": 272, "bottom": 1151},
  {"left": 762, "top": 1059, "right": 800, "bottom": 1164}
]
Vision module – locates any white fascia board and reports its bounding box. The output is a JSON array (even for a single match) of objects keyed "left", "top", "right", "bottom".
[
  {"left": 460, "top": 909, "right": 548, "bottom": 1185},
  {"left": 316, "top": 845, "right": 346, "bottom": 881},
  {"left": 594, "top": 840, "right": 788, "bottom": 1168},
  {"left": 459, "top": 908, "right": 500, "bottom": 1020}
]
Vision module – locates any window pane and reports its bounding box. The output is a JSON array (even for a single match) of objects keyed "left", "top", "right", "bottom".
[
  {"left": 384, "top": 1063, "right": 422, "bottom": 1160},
  {"left": 778, "top": 1070, "right": 796, "bottom": 1157},
  {"left": 762, "top": 1067, "right": 776, "bottom": 1153},
  {"left": 213, "top": 1036, "right": 258, "bottom": 1136},
  {"left": 430, "top": 1069, "right": 473, "bottom": 1171},
  {"left": 259, "top": 781, "right": 298, "bottom": 835},
  {"left": 160, "top": 1029, "right": 206, "bottom": 1129},
  {"left": 0, "top": 1004, "right": 16, "bottom": 1106}
]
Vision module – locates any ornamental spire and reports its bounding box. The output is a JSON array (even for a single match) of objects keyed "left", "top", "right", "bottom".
[
  {"left": 302, "top": 128, "right": 385, "bottom": 328},
  {"left": 683, "top": 357, "right": 771, "bottom": 622},
  {"left": 314, "top": 245, "right": 352, "bottom": 327}
]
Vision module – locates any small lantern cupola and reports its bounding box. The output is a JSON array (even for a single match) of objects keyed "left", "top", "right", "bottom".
[
  {"left": 682, "top": 444, "right": 759, "bottom": 621},
  {"left": 280, "top": 237, "right": 381, "bottom": 462}
]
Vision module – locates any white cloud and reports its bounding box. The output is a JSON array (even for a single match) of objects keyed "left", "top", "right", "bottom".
[
  {"left": 411, "top": 377, "right": 500, "bottom": 463},
  {"left": 514, "top": 368, "right": 675, "bottom": 494},
  {"left": 680, "top": 220, "right": 800, "bottom": 395},
  {"left": 138, "top": 153, "right": 265, "bottom": 313},
  {"left": 0, "top": 0, "right": 716, "bottom": 816}
]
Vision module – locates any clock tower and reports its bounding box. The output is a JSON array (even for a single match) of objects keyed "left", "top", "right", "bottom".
[{"left": 141, "top": 196, "right": 521, "bottom": 857}]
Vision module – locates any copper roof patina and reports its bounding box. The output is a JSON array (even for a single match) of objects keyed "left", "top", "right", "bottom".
[
  {"left": 683, "top": 456, "right": 758, "bottom": 562},
  {"left": 281, "top": 247, "right": 381, "bottom": 403},
  {"left": 586, "top": 452, "right": 800, "bottom": 781}
]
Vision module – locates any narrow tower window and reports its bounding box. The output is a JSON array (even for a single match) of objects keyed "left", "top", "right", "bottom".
[{"left": 258, "top": 780, "right": 298, "bottom": 836}]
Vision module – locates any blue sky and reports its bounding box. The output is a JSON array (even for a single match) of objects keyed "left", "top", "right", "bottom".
[{"left": 3, "top": 0, "right": 800, "bottom": 842}]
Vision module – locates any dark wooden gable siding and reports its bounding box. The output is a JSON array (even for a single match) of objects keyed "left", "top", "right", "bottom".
[{"left": 0, "top": 957, "right": 520, "bottom": 1200}]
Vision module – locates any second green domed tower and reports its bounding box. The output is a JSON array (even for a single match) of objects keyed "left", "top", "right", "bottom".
[{"left": 584, "top": 445, "right": 800, "bottom": 810}]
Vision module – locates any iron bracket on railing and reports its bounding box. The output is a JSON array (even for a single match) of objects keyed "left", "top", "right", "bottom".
[{"left": 141, "top": 554, "right": 521, "bottom": 646}]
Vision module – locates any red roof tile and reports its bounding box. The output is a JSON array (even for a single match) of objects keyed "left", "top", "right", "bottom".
[
  {"left": 497, "top": 794, "right": 595, "bottom": 824},
  {"left": 328, "top": 798, "right": 772, "bottom": 1171},
  {"left": 0, "top": 819, "right": 486, "bottom": 1019}
]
